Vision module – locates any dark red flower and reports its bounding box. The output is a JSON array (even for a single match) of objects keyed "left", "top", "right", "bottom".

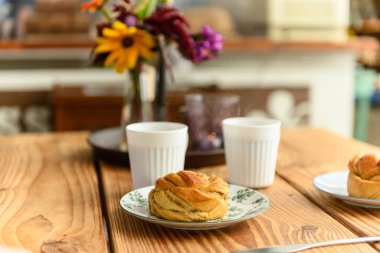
[
  {"left": 145, "top": 7, "right": 196, "bottom": 62},
  {"left": 96, "top": 23, "right": 111, "bottom": 36},
  {"left": 93, "top": 23, "right": 110, "bottom": 66},
  {"left": 91, "top": 50, "right": 108, "bottom": 66}
]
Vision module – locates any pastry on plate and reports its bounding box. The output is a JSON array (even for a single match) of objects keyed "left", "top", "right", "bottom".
[
  {"left": 347, "top": 153, "right": 380, "bottom": 199},
  {"left": 148, "top": 171, "right": 228, "bottom": 221}
]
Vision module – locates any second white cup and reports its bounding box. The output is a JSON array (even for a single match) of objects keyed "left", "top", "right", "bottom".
[
  {"left": 126, "top": 122, "right": 188, "bottom": 189},
  {"left": 222, "top": 117, "right": 281, "bottom": 188}
]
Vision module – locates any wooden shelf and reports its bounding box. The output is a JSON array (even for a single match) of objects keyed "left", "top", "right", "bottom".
[
  {"left": 0, "top": 39, "right": 94, "bottom": 49},
  {"left": 0, "top": 37, "right": 364, "bottom": 51},
  {"left": 354, "top": 19, "right": 380, "bottom": 35},
  {"left": 223, "top": 37, "right": 369, "bottom": 51}
]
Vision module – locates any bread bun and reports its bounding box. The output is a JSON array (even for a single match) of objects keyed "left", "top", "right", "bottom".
[
  {"left": 347, "top": 154, "right": 380, "bottom": 199},
  {"left": 148, "top": 171, "right": 228, "bottom": 221}
]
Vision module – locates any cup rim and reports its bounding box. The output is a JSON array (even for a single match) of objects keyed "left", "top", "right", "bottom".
[
  {"left": 126, "top": 121, "right": 188, "bottom": 134},
  {"left": 222, "top": 117, "right": 281, "bottom": 128}
]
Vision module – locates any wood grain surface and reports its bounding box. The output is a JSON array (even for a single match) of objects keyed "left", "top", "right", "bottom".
[
  {"left": 99, "top": 158, "right": 377, "bottom": 253},
  {"left": 277, "top": 128, "right": 380, "bottom": 251},
  {"left": 2, "top": 129, "right": 379, "bottom": 253},
  {"left": 0, "top": 133, "right": 107, "bottom": 253}
]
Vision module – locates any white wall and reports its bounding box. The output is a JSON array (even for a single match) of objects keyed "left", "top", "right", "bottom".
[{"left": 0, "top": 68, "right": 126, "bottom": 91}]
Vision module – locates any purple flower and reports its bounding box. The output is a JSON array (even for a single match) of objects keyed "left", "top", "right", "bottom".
[
  {"left": 113, "top": 5, "right": 137, "bottom": 27},
  {"left": 124, "top": 14, "right": 138, "bottom": 27},
  {"left": 194, "top": 25, "right": 223, "bottom": 62}
]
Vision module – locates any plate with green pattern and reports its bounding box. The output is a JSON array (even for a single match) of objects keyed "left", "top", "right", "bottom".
[{"left": 120, "top": 184, "right": 270, "bottom": 230}]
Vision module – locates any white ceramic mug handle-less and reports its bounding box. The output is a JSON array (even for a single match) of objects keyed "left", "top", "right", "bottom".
[
  {"left": 126, "top": 122, "right": 188, "bottom": 189},
  {"left": 223, "top": 118, "right": 281, "bottom": 188}
]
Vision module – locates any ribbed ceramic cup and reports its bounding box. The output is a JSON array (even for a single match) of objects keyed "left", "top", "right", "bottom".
[
  {"left": 222, "top": 117, "right": 281, "bottom": 188},
  {"left": 126, "top": 122, "right": 188, "bottom": 189}
]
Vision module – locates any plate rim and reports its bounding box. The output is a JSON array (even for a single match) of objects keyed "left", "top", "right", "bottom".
[
  {"left": 313, "top": 170, "right": 380, "bottom": 206},
  {"left": 119, "top": 184, "right": 270, "bottom": 226}
]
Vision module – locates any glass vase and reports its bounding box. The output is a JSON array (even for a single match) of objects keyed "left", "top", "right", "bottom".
[{"left": 119, "top": 64, "right": 154, "bottom": 151}]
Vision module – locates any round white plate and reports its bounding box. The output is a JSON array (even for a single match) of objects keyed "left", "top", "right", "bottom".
[
  {"left": 313, "top": 170, "right": 380, "bottom": 208},
  {"left": 120, "top": 184, "right": 270, "bottom": 230}
]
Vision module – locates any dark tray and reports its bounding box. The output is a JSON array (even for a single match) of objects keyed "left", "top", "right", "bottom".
[{"left": 88, "top": 127, "right": 225, "bottom": 168}]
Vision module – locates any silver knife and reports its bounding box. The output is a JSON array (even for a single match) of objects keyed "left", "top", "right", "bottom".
[{"left": 233, "top": 236, "right": 380, "bottom": 253}]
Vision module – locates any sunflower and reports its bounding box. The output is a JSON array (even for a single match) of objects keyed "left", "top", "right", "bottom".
[
  {"left": 95, "top": 21, "right": 156, "bottom": 73},
  {"left": 81, "top": 0, "right": 104, "bottom": 12}
]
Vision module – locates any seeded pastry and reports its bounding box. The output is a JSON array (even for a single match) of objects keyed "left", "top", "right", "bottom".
[
  {"left": 347, "top": 153, "right": 380, "bottom": 199},
  {"left": 148, "top": 171, "right": 228, "bottom": 221}
]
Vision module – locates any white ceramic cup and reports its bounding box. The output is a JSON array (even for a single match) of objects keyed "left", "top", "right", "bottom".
[
  {"left": 126, "top": 122, "right": 188, "bottom": 189},
  {"left": 222, "top": 117, "right": 281, "bottom": 188}
]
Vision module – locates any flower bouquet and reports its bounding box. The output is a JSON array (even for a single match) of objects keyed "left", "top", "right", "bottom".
[{"left": 81, "top": 0, "right": 223, "bottom": 149}]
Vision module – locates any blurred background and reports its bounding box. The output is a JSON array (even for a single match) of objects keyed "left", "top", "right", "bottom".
[{"left": 1, "top": 0, "right": 380, "bottom": 145}]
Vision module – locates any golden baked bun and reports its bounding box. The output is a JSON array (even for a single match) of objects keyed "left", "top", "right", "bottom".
[
  {"left": 347, "top": 153, "right": 380, "bottom": 199},
  {"left": 148, "top": 171, "right": 228, "bottom": 221}
]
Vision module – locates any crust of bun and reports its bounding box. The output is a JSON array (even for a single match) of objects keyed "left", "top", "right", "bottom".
[
  {"left": 148, "top": 171, "right": 228, "bottom": 221},
  {"left": 347, "top": 153, "right": 380, "bottom": 199},
  {"left": 347, "top": 171, "right": 380, "bottom": 199}
]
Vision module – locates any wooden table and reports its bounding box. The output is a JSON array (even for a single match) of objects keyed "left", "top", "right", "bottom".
[{"left": 1, "top": 128, "right": 380, "bottom": 253}]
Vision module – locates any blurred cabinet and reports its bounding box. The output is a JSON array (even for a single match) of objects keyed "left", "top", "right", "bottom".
[
  {"left": 268, "top": 0, "right": 349, "bottom": 42},
  {"left": 52, "top": 86, "right": 123, "bottom": 131},
  {"left": 24, "top": 0, "right": 91, "bottom": 45},
  {"left": 166, "top": 86, "right": 309, "bottom": 127}
]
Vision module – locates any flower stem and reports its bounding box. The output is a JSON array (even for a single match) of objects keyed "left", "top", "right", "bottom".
[
  {"left": 99, "top": 6, "right": 112, "bottom": 23},
  {"left": 155, "top": 51, "right": 166, "bottom": 121},
  {"left": 129, "top": 60, "right": 144, "bottom": 120}
]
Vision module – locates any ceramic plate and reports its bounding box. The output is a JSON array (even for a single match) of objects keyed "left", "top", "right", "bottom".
[
  {"left": 120, "top": 184, "right": 270, "bottom": 230},
  {"left": 313, "top": 170, "right": 380, "bottom": 208}
]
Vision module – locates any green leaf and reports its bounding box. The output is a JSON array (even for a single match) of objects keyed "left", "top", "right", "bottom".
[
  {"left": 135, "top": 0, "right": 158, "bottom": 19},
  {"left": 159, "top": 0, "right": 174, "bottom": 4}
]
